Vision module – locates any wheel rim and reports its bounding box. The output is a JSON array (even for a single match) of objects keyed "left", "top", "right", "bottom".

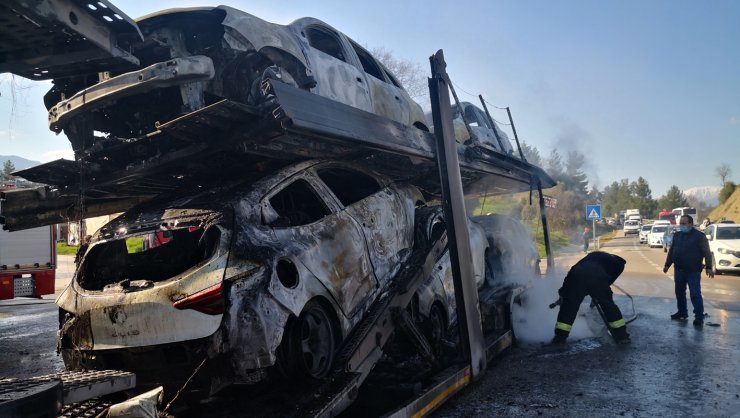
[
  {"left": 427, "top": 304, "right": 447, "bottom": 356},
  {"left": 297, "top": 305, "right": 335, "bottom": 378}
]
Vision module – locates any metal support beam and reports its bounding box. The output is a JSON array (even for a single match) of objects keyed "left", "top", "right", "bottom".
[
  {"left": 478, "top": 95, "right": 507, "bottom": 153},
  {"left": 536, "top": 179, "right": 554, "bottom": 269},
  {"left": 506, "top": 107, "right": 527, "bottom": 162},
  {"left": 428, "top": 50, "right": 486, "bottom": 378}
]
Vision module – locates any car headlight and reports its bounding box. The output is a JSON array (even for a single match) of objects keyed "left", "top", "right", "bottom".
[{"left": 717, "top": 248, "right": 740, "bottom": 257}]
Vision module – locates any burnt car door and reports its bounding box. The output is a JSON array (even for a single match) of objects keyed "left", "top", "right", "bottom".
[
  {"left": 346, "top": 41, "right": 410, "bottom": 125},
  {"left": 297, "top": 22, "right": 373, "bottom": 114},
  {"left": 261, "top": 174, "right": 377, "bottom": 318},
  {"left": 315, "top": 166, "right": 414, "bottom": 285}
]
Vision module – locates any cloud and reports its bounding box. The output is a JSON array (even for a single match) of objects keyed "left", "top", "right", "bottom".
[
  {"left": 42, "top": 149, "right": 74, "bottom": 162},
  {"left": 730, "top": 116, "right": 740, "bottom": 125}
]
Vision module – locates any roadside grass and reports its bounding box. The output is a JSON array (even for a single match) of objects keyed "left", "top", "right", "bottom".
[
  {"left": 125, "top": 236, "right": 145, "bottom": 253},
  {"left": 57, "top": 237, "right": 145, "bottom": 255},
  {"left": 534, "top": 228, "right": 570, "bottom": 259},
  {"left": 56, "top": 242, "right": 78, "bottom": 255}
]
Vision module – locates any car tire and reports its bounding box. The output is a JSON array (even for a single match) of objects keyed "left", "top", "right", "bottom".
[
  {"left": 278, "top": 300, "right": 338, "bottom": 380},
  {"left": 712, "top": 257, "right": 721, "bottom": 276},
  {"left": 425, "top": 302, "right": 448, "bottom": 357}
]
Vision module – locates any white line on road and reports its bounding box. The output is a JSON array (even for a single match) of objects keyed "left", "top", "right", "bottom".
[{"left": 631, "top": 238, "right": 673, "bottom": 280}]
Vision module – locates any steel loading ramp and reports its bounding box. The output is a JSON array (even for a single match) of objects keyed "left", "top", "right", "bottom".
[
  {"left": 0, "top": 0, "right": 143, "bottom": 80},
  {"left": 2, "top": 80, "right": 554, "bottom": 231}
]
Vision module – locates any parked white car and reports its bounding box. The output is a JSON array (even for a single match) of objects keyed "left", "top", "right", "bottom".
[
  {"left": 704, "top": 223, "right": 740, "bottom": 274},
  {"left": 639, "top": 224, "right": 653, "bottom": 244},
  {"left": 648, "top": 224, "right": 669, "bottom": 248}
]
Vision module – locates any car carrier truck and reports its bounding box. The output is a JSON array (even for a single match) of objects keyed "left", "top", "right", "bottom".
[{"left": 0, "top": 1, "right": 556, "bottom": 416}]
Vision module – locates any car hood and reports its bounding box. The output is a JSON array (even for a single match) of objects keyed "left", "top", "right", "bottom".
[{"left": 714, "top": 239, "right": 740, "bottom": 251}]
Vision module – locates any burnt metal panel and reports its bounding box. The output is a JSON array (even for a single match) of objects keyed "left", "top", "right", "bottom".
[
  {"left": 49, "top": 56, "right": 215, "bottom": 131},
  {"left": 0, "top": 0, "right": 143, "bottom": 80}
]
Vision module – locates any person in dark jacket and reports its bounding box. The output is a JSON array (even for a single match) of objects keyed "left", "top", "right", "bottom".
[
  {"left": 552, "top": 251, "right": 630, "bottom": 344},
  {"left": 663, "top": 215, "right": 714, "bottom": 326}
]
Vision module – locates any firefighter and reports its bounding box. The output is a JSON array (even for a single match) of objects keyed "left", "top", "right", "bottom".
[{"left": 552, "top": 251, "right": 630, "bottom": 344}]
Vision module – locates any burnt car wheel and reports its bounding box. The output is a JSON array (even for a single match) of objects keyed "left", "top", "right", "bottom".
[
  {"left": 280, "top": 300, "right": 337, "bottom": 380},
  {"left": 425, "top": 302, "right": 447, "bottom": 356}
]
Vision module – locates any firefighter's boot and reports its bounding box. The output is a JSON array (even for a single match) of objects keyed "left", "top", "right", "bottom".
[{"left": 612, "top": 325, "right": 631, "bottom": 344}]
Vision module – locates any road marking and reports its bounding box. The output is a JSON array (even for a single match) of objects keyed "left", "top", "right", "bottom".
[{"left": 630, "top": 237, "right": 673, "bottom": 280}]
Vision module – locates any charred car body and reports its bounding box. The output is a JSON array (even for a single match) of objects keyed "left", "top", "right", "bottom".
[
  {"left": 426, "top": 101, "right": 515, "bottom": 155},
  {"left": 42, "top": 6, "right": 429, "bottom": 155},
  {"left": 57, "top": 160, "right": 504, "bottom": 392}
]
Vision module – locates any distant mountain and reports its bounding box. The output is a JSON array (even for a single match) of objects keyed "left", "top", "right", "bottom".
[
  {"left": 0, "top": 155, "right": 41, "bottom": 171},
  {"left": 684, "top": 186, "right": 721, "bottom": 206}
]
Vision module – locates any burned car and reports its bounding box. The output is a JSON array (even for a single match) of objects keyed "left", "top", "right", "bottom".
[
  {"left": 426, "top": 101, "right": 515, "bottom": 155},
  {"left": 57, "top": 159, "right": 488, "bottom": 392},
  {"left": 44, "top": 6, "right": 430, "bottom": 154},
  {"left": 415, "top": 213, "right": 539, "bottom": 344}
]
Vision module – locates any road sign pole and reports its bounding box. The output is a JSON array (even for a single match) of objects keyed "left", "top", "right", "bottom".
[{"left": 592, "top": 218, "right": 597, "bottom": 250}]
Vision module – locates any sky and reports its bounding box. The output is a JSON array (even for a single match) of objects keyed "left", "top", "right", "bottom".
[{"left": 1, "top": 0, "right": 738, "bottom": 196}]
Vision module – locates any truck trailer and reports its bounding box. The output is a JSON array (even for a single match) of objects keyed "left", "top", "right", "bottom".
[{"left": 0, "top": 225, "right": 57, "bottom": 299}]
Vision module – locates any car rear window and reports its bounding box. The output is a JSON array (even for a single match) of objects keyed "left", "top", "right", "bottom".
[{"left": 78, "top": 213, "right": 225, "bottom": 291}]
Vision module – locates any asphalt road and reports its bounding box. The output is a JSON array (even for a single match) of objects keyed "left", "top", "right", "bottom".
[
  {"left": 1, "top": 242, "right": 739, "bottom": 417},
  {"left": 433, "top": 233, "right": 740, "bottom": 417},
  {"left": 0, "top": 255, "right": 73, "bottom": 379}
]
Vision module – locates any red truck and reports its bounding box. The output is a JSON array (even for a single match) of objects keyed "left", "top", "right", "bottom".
[{"left": 0, "top": 182, "right": 57, "bottom": 299}]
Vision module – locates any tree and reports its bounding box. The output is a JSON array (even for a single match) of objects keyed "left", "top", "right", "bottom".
[
  {"left": 562, "top": 150, "right": 589, "bottom": 197},
  {"left": 545, "top": 149, "right": 565, "bottom": 183},
  {"left": 719, "top": 181, "right": 736, "bottom": 204},
  {"left": 630, "top": 177, "right": 657, "bottom": 218},
  {"left": 1, "top": 160, "right": 16, "bottom": 180},
  {"left": 520, "top": 141, "right": 542, "bottom": 167},
  {"left": 657, "top": 185, "right": 689, "bottom": 210},
  {"left": 715, "top": 163, "right": 732, "bottom": 185},
  {"left": 370, "top": 47, "right": 428, "bottom": 105},
  {"left": 601, "top": 179, "right": 634, "bottom": 217}
]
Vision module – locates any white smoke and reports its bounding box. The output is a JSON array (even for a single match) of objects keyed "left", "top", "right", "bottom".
[{"left": 510, "top": 266, "right": 605, "bottom": 344}]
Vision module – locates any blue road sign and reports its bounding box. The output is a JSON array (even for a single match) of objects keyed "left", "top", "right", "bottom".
[{"left": 586, "top": 204, "right": 601, "bottom": 220}]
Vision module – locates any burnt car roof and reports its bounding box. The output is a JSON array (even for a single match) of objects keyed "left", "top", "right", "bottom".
[{"left": 96, "top": 159, "right": 388, "bottom": 237}]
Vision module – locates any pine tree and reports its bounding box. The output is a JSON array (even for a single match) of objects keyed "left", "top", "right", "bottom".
[
  {"left": 658, "top": 185, "right": 689, "bottom": 210},
  {"left": 1, "top": 160, "right": 16, "bottom": 181}
]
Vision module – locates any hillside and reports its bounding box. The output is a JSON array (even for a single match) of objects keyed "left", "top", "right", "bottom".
[
  {"left": 0, "top": 155, "right": 41, "bottom": 170},
  {"left": 708, "top": 185, "right": 740, "bottom": 222}
]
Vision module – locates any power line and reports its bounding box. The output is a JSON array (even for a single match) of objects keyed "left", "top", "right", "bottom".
[
  {"left": 447, "top": 80, "right": 511, "bottom": 126},
  {"left": 449, "top": 79, "right": 508, "bottom": 110}
]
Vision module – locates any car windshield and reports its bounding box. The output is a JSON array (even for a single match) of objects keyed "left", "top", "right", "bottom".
[
  {"left": 626, "top": 221, "right": 638, "bottom": 226},
  {"left": 641, "top": 225, "right": 653, "bottom": 231},
  {"left": 716, "top": 226, "right": 740, "bottom": 240},
  {"left": 652, "top": 226, "right": 668, "bottom": 233}
]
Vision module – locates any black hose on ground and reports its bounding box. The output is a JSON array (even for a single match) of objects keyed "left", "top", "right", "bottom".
[{"left": 612, "top": 283, "right": 638, "bottom": 324}]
